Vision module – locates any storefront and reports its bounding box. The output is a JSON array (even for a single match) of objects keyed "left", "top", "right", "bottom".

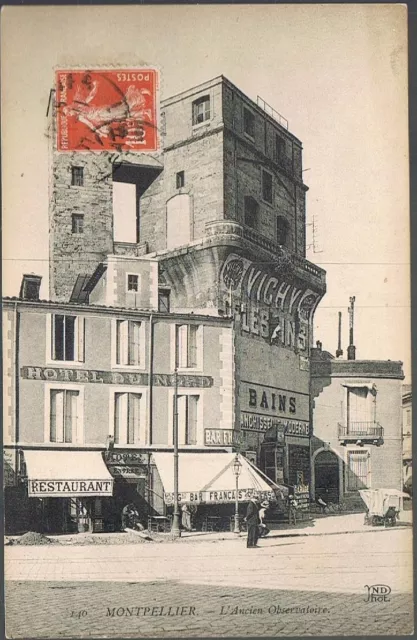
[
  {"left": 104, "top": 450, "right": 150, "bottom": 530},
  {"left": 23, "top": 450, "right": 114, "bottom": 533},
  {"left": 151, "top": 452, "right": 276, "bottom": 530}
]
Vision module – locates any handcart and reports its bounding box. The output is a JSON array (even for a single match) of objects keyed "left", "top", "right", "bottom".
[{"left": 359, "top": 488, "right": 408, "bottom": 527}]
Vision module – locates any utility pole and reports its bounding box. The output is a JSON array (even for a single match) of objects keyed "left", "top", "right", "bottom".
[{"left": 171, "top": 367, "right": 181, "bottom": 538}]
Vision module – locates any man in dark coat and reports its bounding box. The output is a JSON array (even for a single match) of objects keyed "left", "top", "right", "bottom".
[{"left": 246, "top": 497, "right": 260, "bottom": 548}]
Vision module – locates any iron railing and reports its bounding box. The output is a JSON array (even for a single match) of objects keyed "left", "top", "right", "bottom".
[{"left": 338, "top": 422, "right": 384, "bottom": 440}]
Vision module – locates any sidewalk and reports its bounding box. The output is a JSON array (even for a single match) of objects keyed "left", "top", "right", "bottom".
[{"left": 6, "top": 511, "right": 411, "bottom": 546}]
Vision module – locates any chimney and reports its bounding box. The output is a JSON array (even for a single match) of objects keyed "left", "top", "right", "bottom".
[
  {"left": 336, "top": 311, "right": 343, "bottom": 358},
  {"left": 316, "top": 340, "right": 322, "bottom": 351},
  {"left": 19, "top": 274, "right": 42, "bottom": 301},
  {"left": 347, "top": 296, "right": 356, "bottom": 360}
]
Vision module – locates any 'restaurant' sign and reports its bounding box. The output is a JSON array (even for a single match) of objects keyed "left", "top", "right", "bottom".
[
  {"left": 28, "top": 479, "right": 113, "bottom": 497},
  {"left": 21, "top": 367, "right": 213, "bottom": 388},
  {"left": 165, "top": 488, "right": 274, "bottom": 505}
]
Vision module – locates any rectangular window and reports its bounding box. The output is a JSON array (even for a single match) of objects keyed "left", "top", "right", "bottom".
[
  {"left": 158, "top": 289, "right": 170, "bottom": 312},
  {"left": 346, "top": 387, "right": 374, "bottom": 434},
  {"left": 72, "top": 214, "right": 84, "bottom": 234},
  {"left": 175, "top": 324, "right": 198, "bottom": 368},
  {"left": 51, "top": 315, "right": 84, "bottom": 362},
  {"left": 192, "top": 96, "right": 210, "bottom": 125},
  {"left": 127, "top": 274, "right": 139, "bottom": 292},
  {"left": 347, "top": 450, "right": 370, "bottom": 490},
  {"left": 114, "top": 392, "right": 142, "bottom": 444},
  {"left": 71, "top": 166, "right": 84, "bottom": 186},
  {"left": 243, "top": 108, "right": 255, "bottom": 138},
  {"left": 177, "top": 395, "right": 199, "bottom": 445},
  {"left": 176, "top": 171, "right": 185, "bottom": 189},
  {"left": 116, "top": 320, "right": 142, "bottom": 366},
  {"left": 50, "top": 389, "right": 79, "bottom": 443},
  {"left": 274, "top": 135, "right": 286, "bottom": 162},
  {"left": 262, "top": 170, "right": 273, "bottom": 204}
]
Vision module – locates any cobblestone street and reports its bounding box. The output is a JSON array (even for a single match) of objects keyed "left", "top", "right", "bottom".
[{"left": 5, "top": 523, "right": 413, "bottom": 638}]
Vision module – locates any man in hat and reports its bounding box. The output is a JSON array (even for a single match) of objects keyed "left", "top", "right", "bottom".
[{"left": 245, "top": 497, "right": 260, "bottom": 548}]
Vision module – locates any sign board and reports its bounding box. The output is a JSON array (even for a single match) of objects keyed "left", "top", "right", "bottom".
[
  {"left": 28, "top": 479, "right": 113, "bottom": 497},
  {"left": 164, "top": 488, "right": 275, "bottom": 505},
  {"left": 240, "top": 381, "right": 309, "bottom": 422},
  {"left": 294, "top": 483, "right": 310, "bottom": 510},
  {"left": 204, "top": 429, "right": 243, "bottom": 446}
]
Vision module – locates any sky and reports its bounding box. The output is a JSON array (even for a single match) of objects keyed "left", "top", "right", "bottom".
[{"left": 1, "top": 4, "right": 410, "bottom": 380}]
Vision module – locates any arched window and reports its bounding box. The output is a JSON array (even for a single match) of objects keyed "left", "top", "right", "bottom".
[
  {"left": 166, "top": 194, "right": 191, "bottom": 250},
  {"left": 276, "top": 216, "right": 289, "bottom": 246},
  {"left": 244, "top": 196, "right": 258, "bottom": 229}
]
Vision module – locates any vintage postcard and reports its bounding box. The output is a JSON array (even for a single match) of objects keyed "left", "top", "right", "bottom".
[{"left": 2, "top": 4, "right": 412, "bottom": 638}]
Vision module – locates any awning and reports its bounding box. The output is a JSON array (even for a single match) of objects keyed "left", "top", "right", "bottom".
[
  {"left": 152, "top": 452, "right": 274, "bottom": 505},
  {"left": 24, "top": 450, "right": 114, "bottom": 497}
]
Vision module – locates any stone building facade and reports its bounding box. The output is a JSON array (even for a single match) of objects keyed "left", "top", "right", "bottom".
[
  {"left": 45, "top": 75, "right": 326, "bottom": 501},
  {"left": 310, "top": 345, "right": 404, "bottom": 507}
]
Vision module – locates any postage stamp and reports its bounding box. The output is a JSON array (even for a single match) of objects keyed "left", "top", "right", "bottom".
[{"left": 56, "top": 69, "right": 158, "bottom": 152}]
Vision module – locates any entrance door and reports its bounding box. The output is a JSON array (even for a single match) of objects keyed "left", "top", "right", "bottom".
[{"left": 314, "top": 451, "right": 340, "bottom": 503}]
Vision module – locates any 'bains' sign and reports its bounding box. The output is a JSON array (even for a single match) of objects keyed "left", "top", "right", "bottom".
[{"left": 56, "top": 69, "right": 158, "bottom": 152}]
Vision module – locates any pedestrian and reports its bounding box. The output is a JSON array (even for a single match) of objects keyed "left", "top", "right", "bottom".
[
  {"left": 288, "top": 494, "right": 298, "bottom": 525},
  {"left": 258, "top": 500, "right": 270, "bottom": 537},
  {"left": 121, "top": 502, "right": 139, "bottom": 530},
  {"left": 245, "top": 497, "right": 260, "bottom": 548},
  {"left": 181, "top": 503, "right": 192, "bottom": 531}
]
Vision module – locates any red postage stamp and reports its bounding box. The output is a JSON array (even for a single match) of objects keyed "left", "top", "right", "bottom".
[{"left": 56, "top": 69, "right": 158, "bottom": 152}]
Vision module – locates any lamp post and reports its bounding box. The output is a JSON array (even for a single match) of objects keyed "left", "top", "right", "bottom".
[
  {"left": 233, "top": 453, "right": 242, "bottom": 534},
  {"left": 171, "top": 368, "right": 181, "bottom": 539}
]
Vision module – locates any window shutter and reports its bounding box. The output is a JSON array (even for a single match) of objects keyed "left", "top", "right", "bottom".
[
  {"left": 177, "top": 325, "right": 188, "bottom": 368},
  {"left": 128, "top": 393, "right": 141, "bottom": 444},
  {"left": 128, "top": 321, "right": 141, "bottom": 365},
  {"left": 77, "top": 317, "right": 85, "bottom": 362},
  {"left": 177, "top": 395, "right": 187, "bottom": 445},
  {"left": 188, "top": 326, "right": 198, "bottom": 367},
  {"left": 118, "top": 320, "right": 129, "bottom": 366},
  {"left": 187, "top": 396, "right": 198, "bottom": 445},
  {"left": 52, "top": 390, "right": 64, "bottom": 443}
]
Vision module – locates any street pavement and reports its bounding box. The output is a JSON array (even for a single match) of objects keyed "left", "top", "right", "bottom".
[{"left": 5, "top": 515, "right": 414, "bottom": 638}]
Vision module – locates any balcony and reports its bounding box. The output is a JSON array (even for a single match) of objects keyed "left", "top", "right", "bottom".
[
  {"left": 338, "top": 422, "right": 384, "bottom": 446},
  {"left": 205, "top": 220, "right": 326, "bottom": 291}
]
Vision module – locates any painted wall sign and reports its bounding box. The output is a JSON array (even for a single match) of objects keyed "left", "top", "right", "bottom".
[
  {"left": 241, "top": 381, "right": 309, "bottom": 422},
  {"left": 219, "top": 253, "right": 323, "bottom": 352},
  {"left": 240, "top": 412, "right": 309, "bottom": 437},
  {"left": 21, "top": 367, "right": 213, "bottom": 388},
  {"left": 164, "top": 488, "right": 274, "bottom": 505},
  {"left": 108, "top": 467, "right": 147, "bottom": 479},
  {"left": 204, "top": 429, "right": 242, "bottom": 446},
  {"left": 28, "top": 479, "right": 113, "bottom": 497}
]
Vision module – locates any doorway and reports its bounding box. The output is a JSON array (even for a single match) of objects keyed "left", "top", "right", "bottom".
[{"left": 314, "top": 450, "right": 340, "bottom": 503}]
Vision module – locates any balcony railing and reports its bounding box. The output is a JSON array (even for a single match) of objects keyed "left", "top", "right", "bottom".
[{"left": 338, "top": 422, "right": 384, "bottom": 442}]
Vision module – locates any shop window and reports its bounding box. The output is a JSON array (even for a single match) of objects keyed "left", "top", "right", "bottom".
[
  {"left": 71, "top": 166, "right": 84, "bottom": 186},
  {"left": 114, "top": 392, "right": 142, "bottom": 444},
  {"left": 51, "top": 314, "right": 84, "bottom": 362},
  {"left": 127, "top": 274, "right": 139, "bottom": 292},
  {"left": 243, "top": 108, "right": 255, "bottom": 139},
  {"left": 72, "top": 213, "right": 84, "bottom": 234},
  {"left": 244, "top": 196, "right": 258, "bottom": 229},
  {"left": 192, "top": 95, "right": 210, "bottom": 125},
  {"left": 276, "top": 216, "right": 289, "bottom": 246},
  {"left": 262, "top": 170, "right": 273, "bottom": 204},
  {"left": 175, "top": 324, "right": 200, "bottom": 369},
  {"left": 346, "top": 449, "right": 370, "bottom": 490},
  {"left": 116, "top": 320, "right": 142, "bottom": 366},
  {"left": 274, "top": 135, "right": 286, "bottom": 163},
  {"left": 158, "top": 289, "right": 170, "bottom": 312},
  {"left": 177, "top": 395, "right": 199, "bottom": 445},
  {"left": 49, "top": 389, "right": 80, "bottom": 443},
  {"left": 176, "top": 171, "right": 185, "bottom": 189}
]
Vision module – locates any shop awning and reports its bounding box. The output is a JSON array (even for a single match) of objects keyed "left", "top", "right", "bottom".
[
  {"left": 152, "top": 452, "right": 275, "bottom": 505},
  {"left": 24, "top": 450, "right": 114, "bottom": 497}
]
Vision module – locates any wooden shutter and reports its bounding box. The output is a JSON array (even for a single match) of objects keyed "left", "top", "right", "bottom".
[{"left": 77, "top": 317, "right": 85, "bottom": 362}]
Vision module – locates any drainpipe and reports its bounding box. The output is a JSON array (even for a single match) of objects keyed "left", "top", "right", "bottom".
[
  {"left": 13, "top": 302, "right": 20, "bottom": 483},
  {"left": 148, "top": 314, "right": 154, "bottom": 445}
]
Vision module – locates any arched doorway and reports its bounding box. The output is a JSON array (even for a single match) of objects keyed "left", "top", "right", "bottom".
[{"left": 314, "top": 450, "right": 340, "bottom": 504}]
